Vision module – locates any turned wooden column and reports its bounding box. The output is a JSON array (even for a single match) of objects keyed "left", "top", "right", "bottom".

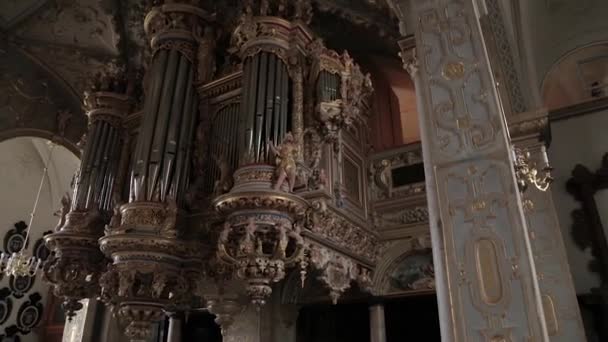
[
  {"left": 369, "top": 303, "right": 387, "bottom": 342},
  {"left": 167, "top": 313, "right": 182, "bottom": 342}
]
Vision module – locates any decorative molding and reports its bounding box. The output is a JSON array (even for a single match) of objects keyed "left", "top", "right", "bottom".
[
  {"left": 15, "top": 292, "right": 44, "bottom": 334},
  {"left": 3, "top": 221, "right": 27, "bottom": 254},
  {"left": 0, "top": 288, "right": 12, "bottom": 326},
  {"left": 507, "top": 107, "right": 549, "bottom": 142},
  {"left": 549, "top": 96, "right": 608, "bottom": 122}
]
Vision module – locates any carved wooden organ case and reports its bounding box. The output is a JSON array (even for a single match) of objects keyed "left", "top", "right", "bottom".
[
  {"left": 42, "top": 1, "right": 377, "bottom": 339},
  {"left": 196, "top": 4, "right": 377, "bottom": 306}
]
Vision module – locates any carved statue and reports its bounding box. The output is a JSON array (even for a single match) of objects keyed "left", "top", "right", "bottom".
[
  {"left": 159, "top": 199, "right": 178, "bottom": 238},
  {"left": 82, "top": 91, "right": 95, "bottom": 112},
  {"left": 152, "top": 272, "right": 167, "bottom": 298},
  {"left": 269, "top": 132, "right": 298, "bottom": 193},
  {"left": 118, "top": 270, "right": 135, "bottom": 297},
  {"left": 107, "top": 197, "right": 123, "bottom": 232},
  {"left": 54, "top": 193, "right": 71, "bottom": 231},
  {"left": 213, "top": 153, "right": 233, "bottom": 196},
  {"left": 239, "top": 219, "right": 257, "bottom": 256},
  {"left": 275, "top": 223, "right": 289, "bottom": 259},
  {"left": 195, "top": 26, "right": 217, "bottom": 84},
  {"left": 260, "top": 0, "right": 270, "bottom": 15},
  {"left": 56, "top": 109, "right": 72, "bottom": 137},
  {"left": 219, "top": 222, "right": 232, "bottom": 245}
]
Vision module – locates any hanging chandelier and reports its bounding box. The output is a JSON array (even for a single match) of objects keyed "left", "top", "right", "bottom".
[
  {"left": 513, "top": 145, "right": 554, "bottom": 192},
  {"left": 0, "top": 141, "right": 56, "bottom": 278}
]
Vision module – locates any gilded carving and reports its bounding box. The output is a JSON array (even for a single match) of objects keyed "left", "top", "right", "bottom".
[
  {"left": 270, "top": 132, "right": 299, "bottom": 193},
  {"left": 442, "top": 61, "right": 465, "bottom": 80}
]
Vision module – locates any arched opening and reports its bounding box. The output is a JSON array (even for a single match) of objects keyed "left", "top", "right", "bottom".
[
  {"left": 364, "top": 56, "right": 421, "bottom": 152},
  {"left": 0, "top": 136, "right": 79, "bottom": 341},
  {"left": 542, "top": 42, "right": 608, "bottom": 110}
]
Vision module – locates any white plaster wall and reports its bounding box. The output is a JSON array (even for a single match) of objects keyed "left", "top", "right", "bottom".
[
  {"left": 549, "top": 109, "right": 608, "bottom": 293},
  {"left": 0, "top": 137, "right": 79, "bottom": 341}
]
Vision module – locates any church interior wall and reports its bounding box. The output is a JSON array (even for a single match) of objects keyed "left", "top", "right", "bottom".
[
  {"left": 549, "top": 106, "right": 608, "bottom": 294},
  {"left": 0, "top": 137, "right": 79, "bottom": 341}
]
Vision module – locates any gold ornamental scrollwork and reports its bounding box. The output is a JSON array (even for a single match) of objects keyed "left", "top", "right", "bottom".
[{"left": 442, "top": 61, "right": 465, "bottom": 80}]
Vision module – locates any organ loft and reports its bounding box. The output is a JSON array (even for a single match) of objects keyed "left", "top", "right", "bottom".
[{"left": 4, "top": 0, "right": 608, "bottom": 341}]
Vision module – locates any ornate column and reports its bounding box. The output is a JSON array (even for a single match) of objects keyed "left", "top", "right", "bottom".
[
  {"left": 98, "top": 2, "right": 214, "bottom": 341},
  {"left": 369, "top": 303, "right": 387, "bottom": 342},
  {"left": 509, "top": 109, "right": 586, "bottom": 341},
  {"left": 390, "top": 1, "right": 549, "bottom": 341},
  {"left": 167, "top": 313, "right": 182, "bottom": 342},
  {"left": 44, "top": 68, "right": 133, "bottom": 319}
]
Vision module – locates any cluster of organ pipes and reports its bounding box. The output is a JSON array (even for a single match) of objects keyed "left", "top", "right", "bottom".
[
  {"left": 129, "top": 48, "right": 199, "bottom": 205},
  {"left": 205, "top": 102, "right": 240, "bottom": 193},
  {"left": 317, "top": 70, "right": 341, "bottom": 102},
  {"left": 42, "top": 3, "right": 380, "bottom": 338},
  {"left": 238, "top": 51, "right": 291, "bottom": 165},
  {"left": 73, "top": 116, "right": 122, "bottom": 212}
]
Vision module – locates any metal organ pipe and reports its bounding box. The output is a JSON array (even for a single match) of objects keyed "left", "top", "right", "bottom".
[
  {"left": 132, "top": 50, "right": 169, "bottom": 201},
  {"left": 161, "top": 54, "right": 191, "bottom": 202},
  {"left": 279, "top": 62, "right": 289, "bottom": 140},
  {"left": 148, "top": 50, "right": 181, "bottom": 201},
  {"left": 130, "top": 45, "right": 201, "bottom": 204},
  {"left": 255, "top": 53, "right": 268, "bottom": 161},
  {"left": 237, "top": 51, "right": 292, "bottom": 165},
  {"left": 317, "top": 71, "right": 340, "bottom": 102},
  {"left": 73, "top": 91, "right": 130, "bottom": 212},
  {"left": 171, "top": 68, "right": 195, "bottom": 201}
]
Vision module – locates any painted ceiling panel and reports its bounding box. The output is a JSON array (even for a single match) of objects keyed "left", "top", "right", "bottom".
[
  {"left": 14, "top": 0, "right": 121, "bottom": 56},
  {"left": 0, "top": 0, "right": 47, "bottom": 30}
]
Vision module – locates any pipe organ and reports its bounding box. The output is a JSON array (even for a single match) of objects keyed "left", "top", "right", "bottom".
[
  {"left": 43, "top": 1, "right": 378, "bottom": 340},
  {"left": 239, "top": 51, "right": 292, "bottom": 165},
  {"left": 129, "top": 45, "right": 199, "bottom": 205}
]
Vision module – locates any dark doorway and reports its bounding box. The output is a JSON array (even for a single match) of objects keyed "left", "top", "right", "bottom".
[
  {"left": 297, "top": 302, "right": 370, "bottom": 342},
  {"left": 385, "top": 294, "right": 440, "bottom": 342},
  {"left": 182, "top": 311, "right": 222, "bottom": 342}
]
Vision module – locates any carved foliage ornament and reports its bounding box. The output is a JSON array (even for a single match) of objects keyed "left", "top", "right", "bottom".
[
  {"left": 144, "top": 3, "right": 213, "bottom": 62},
  {"left": 305, "top": 205, "right": 379, "bottom": 262},
  {"left": 308, "top": 245, "right": 372, "bottom": 304},
  {"left": 217, "top": 216, "right": 306, "bottom": 305}
]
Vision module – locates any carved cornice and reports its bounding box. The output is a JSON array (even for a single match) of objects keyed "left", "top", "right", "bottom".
[
  {"left": 507, "top": 107, "right": 549, "bottom": 142},
  {"left": 313, "top": 0, "right": 399, "bottom": 40},
  {"left": 232, "top": 15, "right": 315, "bottom": 63},
  {"left": 304, "top": 204, "right": 379, "bottom": 264},
  {"left": 549, "top": 97, "right": 608, "bottom": 122}
]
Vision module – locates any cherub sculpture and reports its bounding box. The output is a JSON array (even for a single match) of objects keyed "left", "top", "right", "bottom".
[
  {"left": 54, "top": 193, "right": 71, "bottom": 231},
  {"left": 212, "top": 153, "right": 233, "bottom": 196},
  {"left": 269, "top": 132, "right": 298, "bottom": 193}
]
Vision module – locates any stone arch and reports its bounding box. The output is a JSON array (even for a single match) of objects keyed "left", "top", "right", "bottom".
[
  {"left": 0, "top": 48, "right": 87, "bottom": 151},
  {"left": 371, "top": 234, "right": 433, "bottom": 296},
  {"left": 541, "top": 41, "right": 608, "bottom": 110}
]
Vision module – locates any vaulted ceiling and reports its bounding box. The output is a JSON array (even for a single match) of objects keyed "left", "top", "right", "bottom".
[{"left": 2, "top": 0, "right": 606, "bottom": 131}]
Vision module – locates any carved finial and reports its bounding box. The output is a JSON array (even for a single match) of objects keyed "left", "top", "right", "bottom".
[
  {"left": 56, "top": 109, "right": 72, "bottom": 137},
  {"left": 54, "top": 192, "right": 71, "bottom": 231},
  {"left": 399, "top": 47, "right": 418, "bottom": 77}
]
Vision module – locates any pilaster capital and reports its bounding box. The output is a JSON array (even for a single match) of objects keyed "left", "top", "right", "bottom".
[
  {"left": 507, "top": 107, "right": 549, "bottom": 143},
  {"left": 144, "top": 2, "right": 215, "bottom": 58},
  {"left": 83, "top": 63, "right": 135, "bottom": 126},
  {"left": 398, "top": 36, "right": 418, "bottom": 78}
]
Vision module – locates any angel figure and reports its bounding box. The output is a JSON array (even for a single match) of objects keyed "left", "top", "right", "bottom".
[
  {"left": 160, "top": 198, "right": 178, "bottom": 238},
  {"left": 212, "top": 153, "right": 233, "bottom": 196},
  {"left": 269, "top": 132, "right": 298, "bottom": 193},
  {"left": 54, "top": 193, "right": 71, "bottom": 231},
  {"left": 107, "top": 196, "right": 123, "bottom": 232},
  {"left": 275, "top": 223, "right": 289, "bottom": 259},
  {"left": 239, "top": 218, "right": 256, "bottom": 256}
]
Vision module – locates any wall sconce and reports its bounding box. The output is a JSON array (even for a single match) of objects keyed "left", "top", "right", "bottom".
[{"left": 513, "top": 145, "right": 554, "bottom": 192}]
